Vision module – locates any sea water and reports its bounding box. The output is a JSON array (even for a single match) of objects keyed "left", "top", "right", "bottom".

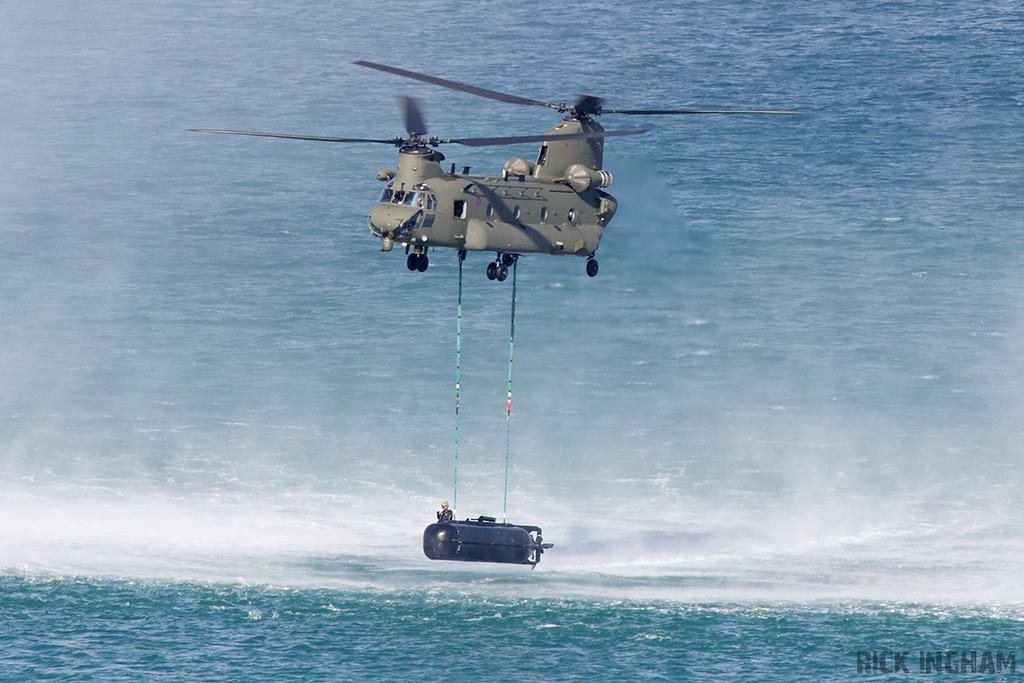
[{"left": 2, "top": 1, "right": 1023, "bottom": 680}]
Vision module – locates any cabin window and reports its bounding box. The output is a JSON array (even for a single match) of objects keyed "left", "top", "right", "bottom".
[
  {"left": 486, "top": 204, "right": 494, "bottom": 218},
  {"left": 453, "top": 200, "right": 466, "bottom": 219},
  {"left": 513, "top": 206, "right": 521, "bottom": 220},
  {"left": 540, "top": 207, "right": 548, "bottom": 222},
  {"left": 536, "top": 145, "right": 549, "bottom": 166},
  {"left": 567, "top": 208, "right": 577, "bottom": 223}
]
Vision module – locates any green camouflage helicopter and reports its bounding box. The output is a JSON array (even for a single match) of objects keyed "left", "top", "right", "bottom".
[{"left": 195, "top": 61, "right": 798, "bottom": 280}]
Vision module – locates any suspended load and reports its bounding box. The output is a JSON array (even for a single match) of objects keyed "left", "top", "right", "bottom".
[{"left": 423, "top": 516, "right": 553, "bottom": 566}]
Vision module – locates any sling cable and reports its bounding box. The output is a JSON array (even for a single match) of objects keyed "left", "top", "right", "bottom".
[
  {"left": 451, "top": 252, "right": 518, "bottom": 520},
  {"left": 501, "top": 255, "right": 518, "bottom": 524},
  {"left": 452, "top": 250, "right": 465, "bottom": 518}
]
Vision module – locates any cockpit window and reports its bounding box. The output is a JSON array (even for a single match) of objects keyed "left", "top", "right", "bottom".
[
  {"left": 398, "top": 191, "right": 437, "bottom": 209},
  {"left": 408, "top": 184, "right": 436, "bottom": 210},
  {"left": 378, "top": 180, "right": 394, "bottom": 203}
]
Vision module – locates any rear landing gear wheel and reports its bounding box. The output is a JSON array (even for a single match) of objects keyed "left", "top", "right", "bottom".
[{"left": 586, "top": 258, "right": 599, "bottom": 277}]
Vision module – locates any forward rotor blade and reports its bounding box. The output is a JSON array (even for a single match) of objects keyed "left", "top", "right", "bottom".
[
  {"left": 191, "top": 127, "right": 649, "bottom": 149},
  {"left": 450, "top": 128, "right": 647, "bottom": 148},
  {"left": 190, "top": 129, "right": 395, "bottom": 143},
  {"left": 602, "top": 108, "right": 803, "bottom": 115},
  {"left": 397, "top": 96, "right": 427, "bottom": 136},
  {"left": 355, "top": 60, "right": 553, "bottom": 109}
]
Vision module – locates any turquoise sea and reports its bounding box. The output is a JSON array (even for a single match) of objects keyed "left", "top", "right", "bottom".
[{"left": 3, "top": 1, "right": 1024, "bottom": 680}]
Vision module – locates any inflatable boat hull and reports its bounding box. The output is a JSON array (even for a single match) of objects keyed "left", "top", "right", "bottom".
[{"left": 423, "top": 517, "right": 551, "bottom": 566}]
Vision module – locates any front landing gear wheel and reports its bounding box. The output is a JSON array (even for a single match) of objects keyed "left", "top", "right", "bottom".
[
  {"left": 496, "top": 264, "right": 509, "bottom": 281},
  {"left": 417, "top": 253, "right": 429, "bottom": 272},
  {"left": 486, "top": 262, "right": 498, "bottom": 280},
  {"left": 407, "top": 253, "right": 418, "bottom": 271},
  {"left": 586, "top": 258, "right": 599, "bottom": 277}
]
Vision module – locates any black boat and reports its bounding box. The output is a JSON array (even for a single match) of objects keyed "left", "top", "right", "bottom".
[{"left": 423, "top": 516, "right": 553, "bottom": 566}]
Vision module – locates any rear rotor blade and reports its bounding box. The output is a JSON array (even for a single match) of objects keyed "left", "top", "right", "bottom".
[
  {"left": 191, "top": 129, "right": 396, "bottom": 143},
  {"left": 602, "top": 108, "right": 802, "bottom": 115},
  {"left": 355, "top": 60, "right": 554, "bottom": 110},
  {"left": 450, "top": 128, "right": 647, "bottom": 148},
  {"left": 574, "top": 94, "right": 602, "bottom": 117}
]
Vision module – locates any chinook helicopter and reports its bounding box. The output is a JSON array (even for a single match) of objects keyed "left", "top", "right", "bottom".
[{"left": 195, "top": 61, "right": 798, "bottom": 280}]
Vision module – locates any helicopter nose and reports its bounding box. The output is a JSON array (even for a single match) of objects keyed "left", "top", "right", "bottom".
[{"left": 369, "top": 203, "right": 423, "bottom": 238}]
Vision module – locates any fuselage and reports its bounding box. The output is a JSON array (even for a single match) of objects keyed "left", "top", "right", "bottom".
[{"left": 367, "top": 118, "right": 618, "bottom": 260}]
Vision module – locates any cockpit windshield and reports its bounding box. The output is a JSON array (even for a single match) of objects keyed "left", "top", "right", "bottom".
[{"left": 378, "top": 182, "right": 436, "bottom": 211}]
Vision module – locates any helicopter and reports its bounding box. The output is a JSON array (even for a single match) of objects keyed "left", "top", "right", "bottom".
[{"left": 195, "top": 61, "right": 798, "bottom": 280}]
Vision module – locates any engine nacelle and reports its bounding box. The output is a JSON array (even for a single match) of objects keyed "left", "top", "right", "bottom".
[
  {"left": 564, "top": 163, "right": 612, "bottom": 193},
  {"left": 503, "top": 156, "right": 535, "bottom": 178}
]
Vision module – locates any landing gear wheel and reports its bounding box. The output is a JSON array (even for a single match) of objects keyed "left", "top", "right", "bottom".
[
  {"left": 407, "top": 253, "right": 419, "bottom": 271},
  {"left": 496, "top": 264, "right": 509, "bottom": 281},
  {"left": 501, "top": 253, "right": 516, "bottom": 268},
  {"left": 417, "top": 253, "right": 429, "bottom": 272},
  {"left": 586, "top": 258, "right": 599, "bottom": 277},
  {"left": 486, "top": 262, "right": 498, "bottom": 280}
]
